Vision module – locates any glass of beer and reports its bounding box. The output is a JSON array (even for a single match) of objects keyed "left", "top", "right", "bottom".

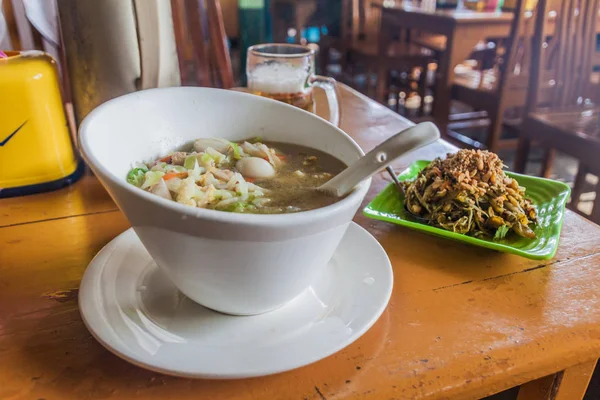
[{"left": 247, "top": 43, "right": 340, "bottom": 126}]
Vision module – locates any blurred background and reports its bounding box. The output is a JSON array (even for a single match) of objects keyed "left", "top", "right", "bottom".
[{"left": 1, "top": 0, "right": 599, "bottom": 223}]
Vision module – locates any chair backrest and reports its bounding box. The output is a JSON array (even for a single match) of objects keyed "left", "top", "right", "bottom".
[
  {"left": 495, "top": 0, "right": 530, "bottom": 89},
  {"left": 170, "top": 0, "right": 234, "bottom": 88},
  {"left": 2, "top": 0, "right": 45, "bottom": 50},
  {"left": 450, "top": 0, "right": 529, "bottom": 96},
  {"left": 526, "top": 0, "right": 600, "bottom": 110},
  {"left": 339, "top": 0, "right": 382, "bottom": 44},
  {"left": 2, "top": 0, "right": 70, "bottom": 101}
]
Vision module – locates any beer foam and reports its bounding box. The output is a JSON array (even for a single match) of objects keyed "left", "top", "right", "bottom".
[{"left": 248, "top": 63, "right": 310, "bottom": 94}]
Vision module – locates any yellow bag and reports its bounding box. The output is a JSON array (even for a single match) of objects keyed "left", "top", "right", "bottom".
[{"left": 0, "top": 50, "right": 81, "bottom": 197}]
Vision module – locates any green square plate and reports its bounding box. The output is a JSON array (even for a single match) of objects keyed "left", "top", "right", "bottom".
[{"left": 364, "top": 160, "right": 571, "bottom": 260}]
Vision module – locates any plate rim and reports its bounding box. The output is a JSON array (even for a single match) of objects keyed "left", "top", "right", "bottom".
[
  {"left": 78, "top": 222, "right": 393, "bottom": 379},
  {"left": 364, "top": 159, "right": 571, "bottom": 260}
]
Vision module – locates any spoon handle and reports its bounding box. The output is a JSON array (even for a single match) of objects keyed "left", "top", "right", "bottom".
[{"left": 319, "top": 122, "right": 440, "bottom": 197}]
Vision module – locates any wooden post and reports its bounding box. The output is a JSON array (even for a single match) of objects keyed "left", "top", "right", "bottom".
[{"left": 517, "top": 359, "right": 597, "bottom": 400}]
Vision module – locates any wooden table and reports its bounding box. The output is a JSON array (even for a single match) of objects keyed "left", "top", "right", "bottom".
[
  {"left": 2, "top": 84, "right": 600, "bottom": 400},
  {"left": 374, "top": 3, "right": 513, "bottom": 133}
]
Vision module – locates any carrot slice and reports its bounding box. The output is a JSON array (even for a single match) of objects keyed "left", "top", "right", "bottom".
[
  {"left": 163, "top": 172, "right": 188, "bottom": 180},
  {"left": 158, "top": 155, "right": 172, "bottom": 163}
]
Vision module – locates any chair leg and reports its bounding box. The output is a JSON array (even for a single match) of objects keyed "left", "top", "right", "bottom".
[
  {"left": 346, "top": 54, "right": 354, "bottom": 86},
  {"left": 486, "top": 108, "right": 504, "bottom": 153},
  {"left": 318, "top": 45, "right": 329, "bottom": 76},
  {"left": 338, "top": 43, "right": 348, "bottom": 72},
  {"left": 375, "top": 64, "right": 388, "bottom": 104},
  {"left": 541, "top": 148, "right": 555, "bottom": 178},
  {"left": 367, "top": 66, "right": 376, "bottom": 99},
  {"left": 571, "top": 164, "right": 589, "bottom": 210},
  {"left": 591, "top": 180, "right": 600, "bottom": 225},
  {"left": 418, "top": 61, "right": 428, "bottom": 116},
  {"left": 514, "top": 136, "right": 530, "bottom": 173},
  {"left": 270, "top": 3, "right": 285, "bottom": 42},
  {"left": 517, "top": 360, "right": 597, "bottom": 400},
  {"left": 294, "top": 6, "right": 302, "bottom": 43}
]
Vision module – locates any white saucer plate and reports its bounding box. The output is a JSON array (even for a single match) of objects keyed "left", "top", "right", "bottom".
[{"left": 79, "top": 222, "right": 393, "bottom": 379}]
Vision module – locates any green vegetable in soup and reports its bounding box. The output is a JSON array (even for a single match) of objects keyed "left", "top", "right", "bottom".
[
  {"left": 230, "top": 142, "right": 242, "bottom": 160},
  {"left": 141, "top": 171, "right": 165, "bottom": 189},
  {"left": 126, "top": 167, "right": 148, "bottom": 187},
  {"left": 227, "top": 202, "right": 246, "bottom": 213},
  {"left": 165, "top": 165, "right": 187, "bottom": 173},
  {"left": 183, "top": 155, "right": 198, "bottom": 170}
]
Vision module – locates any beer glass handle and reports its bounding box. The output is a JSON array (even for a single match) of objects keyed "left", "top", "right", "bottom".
[{"left": 310, "top": 75, "right": 341, "bottom": 127}]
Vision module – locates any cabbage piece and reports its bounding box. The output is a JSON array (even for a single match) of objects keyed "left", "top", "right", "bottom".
[
  {"left": 151, "top": 162, "right": 168, "bottom": 171},
  {"left": 220, "top": 200, "right": 256, "bottom": 213},
  {"left": 150, "top": 179, "right": 172, "bottom": 200},
  {"left": 165, "top": 177, "right": 184, "bottom": 192},
  {"left": 184, "top": 153, "right": 214, "bottom": 170},
  {"left": 183, "top": 155, "right": 197, "bottom": 170},
  {"left": 205, "top": 147, "right": 226, "bottom": 165},
  {"left": 214, "top": 189, "right": 235, "bottom": 200},
  {"left": 164, "top": 165, "right": 187, "bottom": 173},
  {"left": 187, "top": 160, "right": 206, "bottom": 181},
  {"left": 229, "top": 142, "right": 242, "bottom": 160},
  {"left": 228, "top": 202, "right": 247, "bottom": 213},
  {"left": 141, "top": 171, "right": 165, "bottom": 189},
  {"left": 200, "top": 153, "right": 215, "bottom": 169},
  {"left": 176, "top": 177, "right": 199, "bottom": 205},
  {"left": 235, "top": 173, "right": 249, "bottom": 197}
]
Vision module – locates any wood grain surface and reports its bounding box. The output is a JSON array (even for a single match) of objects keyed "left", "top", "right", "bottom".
[{"left": 1, "top": 84, "right": 599, "bottom": 400}]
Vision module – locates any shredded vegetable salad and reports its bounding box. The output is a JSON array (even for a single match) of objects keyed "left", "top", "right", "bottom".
[{"left": 402, "top": 150, "right": 538, "bottom": 239}]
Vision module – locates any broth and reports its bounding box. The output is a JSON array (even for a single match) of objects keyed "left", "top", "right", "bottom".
[
  {"left": 126, "top": 138, "right": 347, "bottom": 214},
  {"left": 248, "top": 141, "right": 346, "bottom": 213}
]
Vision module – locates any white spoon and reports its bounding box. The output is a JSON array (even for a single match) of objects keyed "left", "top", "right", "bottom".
[{"left": 318, "top": 122, "right": 441, "bottom": 197}]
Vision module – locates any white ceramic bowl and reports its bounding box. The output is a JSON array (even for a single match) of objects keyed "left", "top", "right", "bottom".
[{"left": 79, "top": 87, "right": 370, "bottom": 315}]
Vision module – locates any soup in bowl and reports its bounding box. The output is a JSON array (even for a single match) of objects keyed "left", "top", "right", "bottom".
[
  {"left": 79, "top": 87, "right": 370, "bottom": 315},
  {"left": 127, "top": 138, "right": 347, "bottom": 213}
]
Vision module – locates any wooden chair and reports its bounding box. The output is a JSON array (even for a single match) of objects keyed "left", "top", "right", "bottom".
[
  {"left": 316, "top": 0, "right": 351, "bottom": 75},
  {"left": 170, "top": 0, "right": 234, "bottom": 88},
  {"left": 514, "top": 0, "right": 600, "bottom": 223},
  {"left": 331, "top": 0, "right": 438, "bottom": 103},
  {"left": 447, "top": 0, "right": 534, "bottom": 152},
  {"left": 1, "top": 0, "right": 64, "bottom": 77},
  {"left": 2, "top": 0, "right": 43, "bottom": 50}
]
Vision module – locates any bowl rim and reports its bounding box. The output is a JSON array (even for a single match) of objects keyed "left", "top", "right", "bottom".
[{"left": 79, "top": 86, "right": 371, "bottom": 227}]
